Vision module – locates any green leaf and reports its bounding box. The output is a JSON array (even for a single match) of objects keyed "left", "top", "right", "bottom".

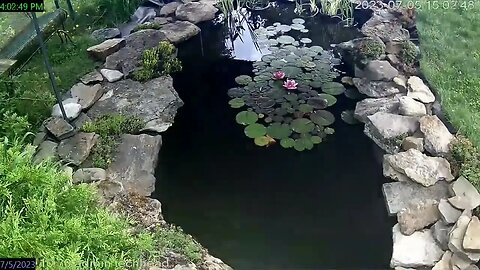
[
  {"left": 266, "top": 123, "right": 292, "bottom": 139},
  {"left": 280, "top": 138, "right": 295, "bottom": 148},
  {"left": 290, "top": 118, "right": 315, "bottom": 133},
  {"left": 244, "top": 123, "right": 267, "bottom": 138},
  {"left": 228, "top": 98, "right": 245, "bottom": 108},
  {"left": 235, "top": 111, "right": 258, "bottom": 125},
  {"left": 310, "top": 110, "right": 335, "bottom": 126}
]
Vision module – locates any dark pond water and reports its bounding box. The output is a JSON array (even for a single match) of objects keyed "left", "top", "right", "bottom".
[{"left": 154, "top": 4, "right": 394, "bottom": 269}]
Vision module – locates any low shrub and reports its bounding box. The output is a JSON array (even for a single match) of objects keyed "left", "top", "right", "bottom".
[
  {"left": 356, "top": 38, "right": 385, "bottom": 61},
  {"left": 399, "top": 40, "right": 419, "bottom": 67},
  {"left": 82, "top": 114, "right": 144, "bottom": 168},
  {"left": 133, "top": 41, "right": 182, "bottom": 82},
  {"left": 154, "top": 225, "right": 204, "bottom": 264},
  {"left": 450, "top": 135, "right": 480, "bottom": 191}
]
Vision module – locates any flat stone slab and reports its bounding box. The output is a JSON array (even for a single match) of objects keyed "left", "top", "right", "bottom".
[
  {"left": 91, "top": 27, "right": 121, "bottom": 42},
  {"left": 87, "top": 76, "right": 183, "bottom": 133},
  {"left": 382, "top": 181, "right": 450, "bottom": 215},
  {"left": 463, "top": 216, "right": 480, "bottom": 252},
  {"left": 69, "top": 83, "right": 103, "bottom": 110},
  {"left": 175, "top": 2, "right": 218, "bottom": 24},
  {"left": 33, "top": 140, "right": 58, "bottom": 164},
  {"left": 449, "top": 176, "right": 480, "bottom": 210},
  {"left": 448, "top": 212, "right": 480, "bottom": 263},
  {"left": 100, "top": 69, "right": 123, "bottom": 83},
  {"left": 73, "top": 168, "right": 107, "bottom": 184},
  {"left": 438, "top": 198, "right": 462, "bottom": 224},
  {"left": 397, "top": 199, "right": 440, "bottom": 235},
  {"left": 160, "top": 1, "right": 181, "bottom": 16},
  {"left": 354, "top": 96, "right": 400, "bottom": 123},
  {"left": 160, "top": 21, "right": 200, "bottom": 44},
  {"left": 80, "top": 70, "right": 104, "bottom": 85},
  {"left": 107, "top": 134, "right": 162, "bottom": 196},
  {"left": 58, "top": 132, "right": 98, "bottom": 166},
  {"left": 87, "top": 38, "right": 125, "bottom": 61},
  {"left": 44, "top": 117, "right": 75, "bottom": 140},
  {"left": 352, "top": 78, "right": 403, "bottom": 98},
  {"left": 407, "top": 76, "right": 435, "bottom": 104},
  {"left": 363, "top": 60, "right": 399, "bottom": 81},
  {"left": 399, "top": 96, "right": 427, "bottom": 117}
]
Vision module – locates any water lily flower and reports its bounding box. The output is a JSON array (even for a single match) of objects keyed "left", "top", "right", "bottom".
[
  {"left": 272, "top": 71, "right": 286, "bottom": 80},
  {"left": 283, "top": 79, "right": 298, "bottom": 90}
]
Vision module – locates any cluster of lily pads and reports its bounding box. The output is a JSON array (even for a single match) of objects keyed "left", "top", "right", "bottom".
[{"left": 228, "top": 19, "right": 354, "bottom": 151}]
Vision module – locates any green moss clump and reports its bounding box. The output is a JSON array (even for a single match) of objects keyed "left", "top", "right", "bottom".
[
  {"left": 82, "top": 114, "right": 144, "bottom": 168},
  {"left": 356, "top": 39, "right": 385, "bottom": 61},
  {"left": 154, "top": 225, "right": 204, "bottom": 264},
  {"left": 450, "top": 135, "right": 480, "bottom": 190},
  {"left": 133, "top": 41, "right": 183, "bottom": 82},
  {"left": 132, "top": 22, "right": 163, "bottom": 32},
  {"left": 399, "top": 40, "right": 419, "bottom": 66}
]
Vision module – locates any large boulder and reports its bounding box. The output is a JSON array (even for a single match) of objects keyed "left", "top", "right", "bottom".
[
  {"left": 382, "top": 181, "right": 449, "bottom": 216},
  {"left": 390, "top": 224, "right": 443, "bottom": 268},
  {"left": 407, "top": 76, "right": 435, "bottom": 103},
  {"left": 397, "top": 199, "right": 440, "bottom": 235},
  {"left": 352, "top": 78, "right": 403, "bottom": 97},
  {"left": 419, "top": 115, "right": 454, "bottom": 156},
  {"left": 88, "top": 76, "right": 183, "bottom": 133},
  {"left": 448, "top": 176, "right": 480, "bottom": 210},
  {"left": 363, "top": 60, "right": 399, "bottom": 81},
  {"left": 175, "top": 2, "right": 218, "bottom": 24},
  {"left": 87, "top": 38, "right": 125, "bottom": 61},
  {"left": 57, "top": 132, "right": 98, "bottom": 166},
  {"left": 398, "top": 96, "right": 427, "bottom": 116},
  {"left": 361, "top": 10, "right": 410, "bottom": 42},
  {"left": 383, "top": 149, "right": 454, "bottom": 186},
  {"left": 160, "top": 1, "right": 182, "bottom": 16},
  {"left": 107, "top": 134, "right": 162, "bottom": 196},
  {"left": 69, "top": 83, "right": 103, "bottom": 110},
  {"left": 354, "top": 96, "right": 400, "bottom": 123},
  {"left": 104, "top": 30, "right": 168, "bottom": 75},
  {"left": 160, "top": 21, "right": 201, "bottom": 44},
  {"left": 364, "top": 112, "right": 419, "bottom": 153}
]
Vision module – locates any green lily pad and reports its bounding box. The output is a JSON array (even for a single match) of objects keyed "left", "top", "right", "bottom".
[
  {"left": 309, "top": 80, "right": 323, "bottom": 88},
  {"left": 306, "top": 97, "right": 328, "bottom": 109},
  {"left": 266, "top": 123, "right": 292, "bottom": 139},
  {"left": 284, "top": 93, "right": 298, "bottom": 101},
  {"left": 235, "top": 75, "right": 252, "bottom": 85},
  {"left": 254, "top": 136, "right": 271, "bottom": 146},
  {"left": 341, "top": 110, "right": 360, "bottom": 125},
  {"left": 280, "top": 138, "right": 295, "bottom": 148},
  {"left": 292, "top": 18, "right": 305, "bottom": 24},
  {"left": 244, "top": 123, "right": 267, "bottom": 138},
  {"left": 317, "top": 93, "right": 337, "bottom": 107},
  {"left": 290, "top": 118, "right": 315, "bottom": 133},
  {"left": 236, "top": 111, "right": 258, "bottom": 125},
  {"left": 283, "top": 66, "right": 302, "bottom": 77},
  {"left": 325, "top": 127, "right": 335, "bottom": 135},
  {"left": 291, "top": 23, "right": 305, "bottom": 30},
  {"left": 277, "top": 35, "right": 295, "bottom": 44},
  {"left": 310, "top": 110, "right": 335, "bottom": 126},
  {"left": 276, "top": 25, "right": 292, "bottom": 32},
  {"left": 310, "top": 45, "right": 323, "bottom": 53},
  {"left": 344, "top": 87, "right": 364, "bottom": 100},
  {"left": 300, "top": 38, "right": 312, "bottom": 44},
  {"left": 300, "top": 28, "right": 309, "bottom": 33},
  {"left": 299, "top": 104, "right": 313, "bottom": 113},
  {"left": 311, "top": 136, "right": 322, "bottom": 144},
  {"left": 229, "top": 98, "right": 245, "bottom": 108},
  {"left": 293, "top": 138, "right": 313, "bottom": 151},
  {"left": 322, "top": 82, "right": 346, "bottom": 95}
]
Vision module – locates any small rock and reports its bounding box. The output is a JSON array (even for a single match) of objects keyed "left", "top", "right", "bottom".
[
  {"left": 390, "top": 224, "right": 444, "bottom": 268},
  {"left": 70, "top": 83, "right": 103, "bottom": 110},
  {"left": 402, "top": 136, "right": 424, "bottom": 152},
  {"left": 93, "top": 180, "right": 124, "bottom": 204},
  {"left": 44, "top": 117, "right": 75, "bottom": 140},
  {"left": 73, "top": 168, "right": 107, "bottom": 184},
  {"left": 160, "top": 1, "right": 181, "bottom": 16},
  {"left": 160, "top": 21, "right": 200, "bottom": 44},
  {"left": 399, "top": 96, "right": 427, "bottom": 116},
  {"left": 354, "top": 96, "right": 400, "bottom": 123},
  {"left": 397, "top": 199, "right": 440, "bottom": 235},
  {"left": 363, "top": 60, "right": 399, "bottom": 81},
  {"left": 52, "top": 102, "right": 82, "bottom": 120},
  {"left": 91, "top": 28, "right": 121, "bottom": 42},
  {"left": 382, "top": 181, "right": 449, "bottom": 215},
  {"left": 448, "top": 176, "right": 480, "bottom": 210},
  {"left": 432, "top": 250, "right": 452, "bottom": 270},
  {"left": 175, "top": 2, "right": 218, "bottom": 24},
  {"left": 100, "top": 69, "right": 124, "bottom": 82},
  {"left": 393, "top": 76, "right": 407, "bottom": 89},
  {"left": 341, "top": 76, "right": 354, "bottom": 85},
  {"left": 438, "top": 198, "right": 462, "bottom": 224},
  {"left": 80, "top": 70, "right": 104, "bottom": 85},
  {"left": 87, "top": 38, "right": 126, "bottom": 61},
  {"left": 463, "top": 216, "right": 480, "bottom": 252},
  {"left": 419, "top": 115, "right": 454, "bottom": 156},
  {"left": 383, "top": 149, "right": 454, "bottom": 187},
  {"left": 364, "top": 112, "right": 419, "bottom": 153},
  {"left": 32, "top": 132, "right": 47, "bottom": 146},
  {"left": 110, "top": 192, "right": 164, "bottom": 228},
  {"left": 57, "top": 132, "right": 98, "bottom": 166},
  {"left": 407, "top": 76, "right": 435, "bottom": 103},
  {"left": 431, "top": 220, "right": 452, "bottom": 250},
  {"left": 352, "top": 77, "right": 403, "bottom": 97},
  {"left": 33, "top": 141, "right": 58, "bottom": 164},
  {"left": 387, "top": 53, "right": 400, "bottom": 65}
]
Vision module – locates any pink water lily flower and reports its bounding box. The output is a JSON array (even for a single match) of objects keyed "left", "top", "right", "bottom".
[
  {"left": 283, "top": 79, "right": 298, "bottom": 90},
  {"left": 272, "top": 71, "right": 286, "bottom": 80}
]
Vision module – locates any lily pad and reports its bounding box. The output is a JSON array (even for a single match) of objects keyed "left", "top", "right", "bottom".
[
  {"left": 300, "top": 38, "right": 312, "bottom": 44},
  {"left": 244, "top": 123, "right": 267, "bottom": 138},
  {"left": 317, "top": 93, "right": 337, "bottom": 107},
  {"left": 282, "top": 66, "right": 302, "bottom": 77},
  {"left": 235, "top": 75, "right": 252, "bottom": 85},
  {"left": 325, "top": 127, "right": 335, "bottom": 135},
  {"left": 298, "top": 103, "right": 313, "bottom": 113},
  {"left": 306, "top": 97, "right": 328, "bottom": 109},
  {"left": 236, "top": 111, "right": 258, "bottom": 125},
  {"left": 300, "top": 29, "right": 309, "bottom": 33},
  {"left": 277, "top": 35, "right": 295, "bottom": 44},
  {"left": 229, "top": 98, "right": 245, "bottom": 108},
  {"left": 284, "top": 93, "right": 298, "bottom": 101},
  {"left": 254, "top": 136, "right": 273, "bottom": 146},
  {"left": 292, "top": 18, "right": 305, "bottom": 24},
  {"left": 341, "top": 110, "right": 360, "bottom": 125},
  {"left": 227, "top": 87, "right": 246, "bottom": 98},
  {"left": 290, "top": 118, "right": 315, "bottom": 133},
  {"left": 291, "top": 23, "right": 305, "bottom": 30},
  {"left": 280, "top": 138, "right": 295, "bottom": 148},
  {"left": 322, "top": 82, "right": 346, "bottom": 95},
  {"left": 344, "top": 87, "right": 364, "bottom": 100},
  {"left": 266, "top": 123, "right": 292, "bottom": 139},
  {"left": 310, "top": 110, "right": 335, "bottom": 126},
  {"left": 276, "top": 25, "right": 292, "bottom": 32},
  {"left": 310, "top": 45, "right": 324, "bottom": 53},
  {"left": 311, "top": 136, "right": 322, "bottom": 144}
]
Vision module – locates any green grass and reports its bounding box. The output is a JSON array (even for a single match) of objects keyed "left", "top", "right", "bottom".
[
  {"left": 0, "top": 138, "right": 204, "bottom": 269},
  {"left": 416, "top": 1, "right": 480, "bottom": 146}
]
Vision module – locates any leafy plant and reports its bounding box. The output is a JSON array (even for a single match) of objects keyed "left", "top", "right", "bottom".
[
  {"left": 399, "top": 40, "right": 419, "bottom": 66},
  {"left": 133, "top": 41, "right": 182, "bottom": 82},
  {"left": 450, "top": 135, "right": 480, "bottom": 191},
  {"left": 317, "top": 0, "right": 354, "bottom": 25},
  {"left": 0, "top": 111, "right": 30, "bottom": 141},
  {"left": 154, "top": 225, "right": 204, "bottom": 264},
  {"left": 356, "top": 39, "right": 385, "bottom": 61},
  {"left": 82, "top": 114, "right": 144, "bottom": 168}
]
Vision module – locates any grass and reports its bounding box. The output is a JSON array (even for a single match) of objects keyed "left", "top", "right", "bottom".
[
  {"left": 0, "top": 138, "right": 204, "bottom": 269},
  {"left": 415, "top": 1, "right": 480, "bottom": 146}
]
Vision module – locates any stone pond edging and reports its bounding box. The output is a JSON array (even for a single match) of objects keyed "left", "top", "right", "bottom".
[
  {"left": 337, "top": 2, "right": 480, "bottom": 269},
  {"left": 32, "top": 2, "right": 232, "bottom": 269}
]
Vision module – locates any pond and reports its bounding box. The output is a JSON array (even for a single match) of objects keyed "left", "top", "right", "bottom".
[{"left": 154, "top": 3, "right": 394, "bottom": 269}]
